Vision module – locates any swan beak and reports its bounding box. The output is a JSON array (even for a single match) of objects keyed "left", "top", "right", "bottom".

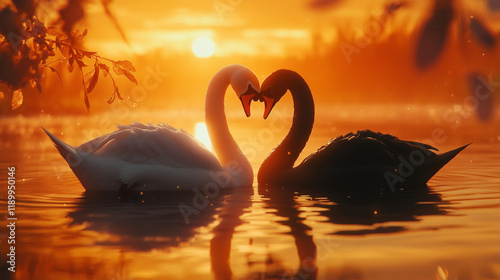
[
  {"left": 262, "top": 95, "right": 276, "bottom": 119},
  {"left": 240, "top": 84, "right": 259, "bottom": 117},
  {"left": 240, "top": 93, "right": 255, "bottom": 117}
]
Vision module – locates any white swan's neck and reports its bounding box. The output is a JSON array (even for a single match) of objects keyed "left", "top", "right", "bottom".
[{"left": 205, "top": 65, "right": 253, "bottom": 187}]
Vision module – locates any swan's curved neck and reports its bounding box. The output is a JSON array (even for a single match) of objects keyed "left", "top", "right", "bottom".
[
  {"left": 258, "top": 71, "right": 314, "bottom": 184},
  {"left": 205, "top": 65, "right": 253, "bottom": 186}
]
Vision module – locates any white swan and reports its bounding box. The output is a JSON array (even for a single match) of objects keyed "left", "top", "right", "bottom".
[{"left": 44, "top": 65, "right": 259, "bottom": 192}]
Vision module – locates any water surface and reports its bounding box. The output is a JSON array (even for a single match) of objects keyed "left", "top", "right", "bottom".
[{"left": 0, "top": 108, "right": 499, "bottom": 280}]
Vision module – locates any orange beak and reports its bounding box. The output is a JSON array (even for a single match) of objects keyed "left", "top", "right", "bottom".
[
  {"left": 262, "top": 95, "right": 276, "bottom": 119},
  {"left": 240, "top": 93, "right": 255, "bottom": 117}
]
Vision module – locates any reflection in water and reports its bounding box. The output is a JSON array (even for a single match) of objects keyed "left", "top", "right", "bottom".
[
  {"left": 2, "top": 117, "right": 499, "bottom": 279},
  {"left": 260, "top": 182, "right": 448, "bottom": 235},
  {"left": 69, "top": 187, "right": 257, "bottom": 280},
  {"left": 68, "top": 191, "right": 223, "bottom": 252},
  {"left": 259, "top": 189, "right": 318, "bottom": 279},
  {"left": 258, "top": 181, "right": 449, "bottom": 279},
  {"left": 306, "top": 185, "right": 448, "bottom": 235},
  {"left": 210, "top": 187, "right": 252, "bottom": 280}
]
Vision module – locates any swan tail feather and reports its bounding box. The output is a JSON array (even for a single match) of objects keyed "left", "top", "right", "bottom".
[
  {"left": 42, "top": 127, "right": 78, "bottom": 162},
  {"left": 414, "top": 143, "right": 470, "bottom": 184}
]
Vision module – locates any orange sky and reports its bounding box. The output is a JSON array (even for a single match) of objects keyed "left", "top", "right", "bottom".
[
  {"left": 82, "top": 0, "right": 499, "bottom": 57},
  {"left": 84, "top": 0, "right": 414, "bottom": 57},
  {"left": 6, "top": 0, "right": 499, "bottom": 115}
]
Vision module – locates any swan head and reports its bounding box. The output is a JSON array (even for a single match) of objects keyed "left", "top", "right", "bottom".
[
  {"left": 259, "top": 70, "right": 289, "bottom": 119},
  {"left": 230, "top": 67, "right": 260, "bottom": 117}
]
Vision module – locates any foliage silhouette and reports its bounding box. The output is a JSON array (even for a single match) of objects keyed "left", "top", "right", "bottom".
[{"left": 0, "top": 0, "right": 135, "bottom": 112}]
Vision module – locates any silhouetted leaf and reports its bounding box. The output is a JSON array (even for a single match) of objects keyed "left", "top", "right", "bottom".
[
  {"left": 36, "top": 80, "right": 42, "bottom": 93},
  {"left": 33, "top": 36, "right": 45, "bottom": 47},
  {"left": 98, "top": 63, "right": 109, "bottom": 77},
  {"left": 12, "top": 0, "right": 36, "bottom": 16},
  {"left": 115, "top": 85, "right": 123, "bottom": 100},
  {"left": 76, "top": 59, "right": 87, "bottom": 68},
  {"left": 470, "top": 17, "right": 496, "bottom": 49},
  {"left": 30, "top": 78, "right": 42, "bottom": 94},
  {"left": 0, "top": 51, "right": 18, "bottom": 86},
  {"left": 45, "top": 65, "right": 62, "bottom": 82},
  {"left": 415, "top": 0, "right": 454, "bottom": 70},
  {"left": 467, "top": 72, "right": 494, "bottom": 121},
  {"left": 115, "top": 60, "right": 136, "bottom": 72},
  {"left": 386, "top": 1, "right": 406, "bottom": 13},
  {"left": 309, "top": 0, "right": 342, "bottom": 9},
  {"left": 0, "top": 7, "right": 23, "bottom": 39},
  {"left": 81, "top": 50, "right": 97, "bottom": 58},
  {"left": 59, "top": 0, "right": 85, "bottom": 37},
  {"left": 60, "top": 44, "right": 70, "bottom": 58},
  {"left": 67, "top": 57, "right": 74, "bottom": 72},
  {"left": 0, "top": 0, "right": 134, "bottom": 110},
  {"left": 101, "top": 0, "right": 130, "bottom": 45},
  {"left": 14, "top": 56, "right": 33, "bottom": 87},
  {"left": 86, "top": 65, "right": 99, "bottom": 94},
  {"left": 73, "top": 49, "right": 84, "bottom": 59},
  {"left": 487, "top": 0, "right": 500, "bottom": 11},
  {"left": 112, "top": 63, "right": 123, "bottom": 75},
  {"left": 122, "top": 70, "right": 137, "bottom": 85},
  {"left": 31, "top": 18, "right": 46, "bottom": 37},
  {"left": 107, "top": 85, "right": 123, "bottom": 104},
  {"left": 11, "top": 89, "right": 23, "bottom": 110},
  {"left": 84, "top": 92, "right": 90, "bottom": 112}
]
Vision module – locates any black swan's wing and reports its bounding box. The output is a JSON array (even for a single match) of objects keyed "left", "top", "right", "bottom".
[{"left": 297, "top": 130, "right": 468, "bottom": 187}]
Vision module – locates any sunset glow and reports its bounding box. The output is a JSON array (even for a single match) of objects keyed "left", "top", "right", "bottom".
[
  {"left": 191, "top": 37, "right": 215, "bottom": 58},
  {"left": 1, "top": 1, "right": 500, "bottom": 279}
]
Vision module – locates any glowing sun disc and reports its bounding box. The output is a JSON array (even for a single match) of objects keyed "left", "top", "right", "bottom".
[{"left": 192, "top": 37, "right": 215, "bottom": 58}]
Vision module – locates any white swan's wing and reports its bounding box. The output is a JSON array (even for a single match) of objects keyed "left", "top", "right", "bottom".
[{"left": 77, "top": 122, "right": 222, "bottom": 170}]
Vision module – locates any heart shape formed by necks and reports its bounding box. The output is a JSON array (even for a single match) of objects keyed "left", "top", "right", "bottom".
[{"left": 253, "top": 69, "right": 468, "bottom": 192}]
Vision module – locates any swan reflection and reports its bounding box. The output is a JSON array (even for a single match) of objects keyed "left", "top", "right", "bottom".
[
  {"left": 68, "top": 191, "right": 223, "bottom": 252},
  {"left": 257, "top": 180, "right": 449, "bottom": 279}
]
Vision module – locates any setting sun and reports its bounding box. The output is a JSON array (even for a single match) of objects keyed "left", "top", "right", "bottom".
[
  {"left": 3, "top": 1, "right": 500, "bottom": 279},
  {"left": 192, "top": 36, "right": 215, "bottom": 58}
]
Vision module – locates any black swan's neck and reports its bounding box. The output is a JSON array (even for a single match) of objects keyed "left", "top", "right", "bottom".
[{"left": 258, "top": 71, "right": 315, "bottom": 184}]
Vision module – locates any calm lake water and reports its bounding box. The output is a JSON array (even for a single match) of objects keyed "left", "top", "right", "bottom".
[{"left": 1, "top": 106, "right": 499, "bottom": 280}]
